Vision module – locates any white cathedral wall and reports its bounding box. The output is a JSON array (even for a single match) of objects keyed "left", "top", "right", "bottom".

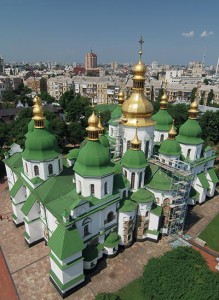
[
  {"left": 12, "top": 203, "right": 24, "bottom": 224},
  {"left": 137, "top": 202, "right": 153, "bottom": 216},
  {"left": 206, "top": 172, "right": 216, "bottom": 197},
  {"left": 193, "top": 178, "right": 206, "bottom": 204},
  {"left": 109, "top": 125, "right": 117, "bottom": 138},
  {"left": 46, "top": 209, "right": 58, "bottom": 233},
  {"left": 159, "top": 154, "right": 180, "bottom": 166},
  {"left": 118, "top": 210, "right": 136, "bottom": 245},
  {"left": 148, "top": 213, "right": 159, "bottom": 231},
  {"left": 5, "top": 165, "right": 16, "bottom": 190},
  {"left": 75, "top": 173, "right": 114, "bottom": 199},
  {"left": 122, "top": 126, "right": 154, "bottom": 157},
  {"left": 146, "top": 188, "right": 172, "bottom": 206},
  {"left": 179, "top": 143, "right": 202, "bottom": 161},
  {"left": 123, "top": 167, "right": 145, "bottom": 191},
  {"left": 154, "top": 131, "right": 168, "bottom": 143},
  {"left": 24, "top": 218, "right": 43, "bottom": 243}
]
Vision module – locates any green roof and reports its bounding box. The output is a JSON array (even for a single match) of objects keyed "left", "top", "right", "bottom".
[
  {"left": 82, "top": 244, "right": 98, "bottom": 262},
  {"left": 99, "top": 135, "right": 110, "bottom": 148},
  {"left": 151, "top": 204, "right": 162, "bottom": 216},
  {"left": 104, "top": 232, "right": 120, "bottom": 248},
  {"left": 48, "top": 224, "right": 84, "bottom": 260},
  {"left": 152, "top": 109, "right": 173, "bottom": 131},
  {"left": 121, "top": 149, "right": 147, "bottom": 169},
  {"left": 67, "top": 149, "right": 80, "bottom": 160},
  {"left": 147, "top": 229, "right": 160, "bottom": 236},
  {"left": 197, "top": 172, "right": 210, "bottom": 189},
  {"left": 74, "top": 140, "right": 114, "bottom": 177},
  {"left": 119, "top": 199, "right": 138, "bottom": 212},
  {"left": 176, "top": 119, "right": 203, "bottom": 145},
  {"left": 110, "top": 105, "right": 122, "bottom": 120},
  {"left": 159, "top": 139, "right": 181, "bottom": 156},
  {"left": 189, "top": 187, "right": 200, "bottom": 201},
  {"left": 145, "top": 165, "right": 172, "bottom": 191},
  {"left": 207, "top": 168, "right": 219, "bottom": 183},
  {"left": 30, "top": 177, "right": 44, "bottom": 185},
  {"left": 10, "top": 179, "right": 23, "bottom": 197},
  {"left": 21, "top": 193, "right": 37, "bottom": 215},
  {"left": 113, "top": 160, "right": 123, "bottom": 174},
  {"left": 114, "top": 174, "right": 130, "bottom": 190},
  {"left": 193, "top": 155, "right": 217, "bottom": 167},
  {"left": 131, "top": 188, "right": 155, "bottom": 203},
  {"left": 3, "top": 152, "right": 22, "bottom": 169},
  {"left": 204, "top": 146, "right": 213, "bottom": 152},
  {"left": 22, "top": 127, "right": 61, "bottom": 161}
]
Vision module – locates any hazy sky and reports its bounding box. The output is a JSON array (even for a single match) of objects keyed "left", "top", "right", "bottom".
[{"left": 0, "top": 0, "right": 218, "bottom": 65}]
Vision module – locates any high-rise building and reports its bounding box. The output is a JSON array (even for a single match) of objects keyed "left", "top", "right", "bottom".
[
  {"left": 85, "top": 50, "right": 97, "bottom": 70},
  {"left": 0, "top": 55, "right": 4, "bottom": 74}
]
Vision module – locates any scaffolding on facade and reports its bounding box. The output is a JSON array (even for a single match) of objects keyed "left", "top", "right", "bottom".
[{"left": 149, "top": 155, "right": 194, "bottom": 235}]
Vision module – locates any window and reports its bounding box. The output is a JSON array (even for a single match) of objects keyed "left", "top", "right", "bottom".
[
  {"left": 187, "top": 149, "right": 191, "bottom": 159},
  {"left": 107, "top": 211, "right": 115, "bottom": 223},
  {"left": 78, "top": 180, "right": 82, "bottom": 193},
  {"left": 83, "top": 218, "right": 92, "bottom": 237},
  {"left": 124, "top": 170, "right": 127, "bottom": 178},
  {"left": 25, "top": 162, "right": 28, "bottom": 173},
  {"left": 145, "top": 141, "right": 149, "bottom": 157},
  {"left": 84, "top": 224, "right": 89, "bottom": 236},
  {"left": 34, "top": 165, "right": 39, "bottom": 176},
  {"left": 90, "top": 184, "right": 95, "bottom": 195},
  {"left": 131, "top": 172, "right": 135, "bottom": 189},
  {"left": 160, "top": 134, "right": 164, "bottom": 142},
  {"left": 104, "top": 182, "right": 108, "bottom": 195},
  {"left": 127, "top": 140, "right": 131, "bottom": 150},
  {"left": 58, "top": 159, "right": 61, "bottom": 171},
  {"left": 48, "top": 164, "right": 53, "bottom": 175},
  {"left": 139, "top": 172, "right": 142, "bottom": 188}
]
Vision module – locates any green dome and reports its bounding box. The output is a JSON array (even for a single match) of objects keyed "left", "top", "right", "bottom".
[
  {"left": 119, "top": 200, "right": 138, "bottom": 212},
  {"left": 131, "top": 188, "right": 155, "bottom": 203},
  {"left": 74, "top": 140, "right": 114, "bottom": 177},
  {"left": 152, "top": 110, "right": 173, "bottom": 131},
  {"left": 99, "top": 135, "right": 110, "bottom": 147},
  {"left": 104, "top": 232, "right": 120, "bottom": 248},
  {"left": 67, "top": 148, "right": 80, "bottom": 160},
  {"left": 176, "top": 119, "right": 203, "bottom": 145},
  {"left": 109, "top": 105, "right": 122, "bottom": 126},
  {"left": 159, "top": 139, "right": 181, "bottom": 156},
  {"left": 22, "top": 128, "right": 61, "bottom": 161},
  {"left": 121, "top": 149, "right": 147, "bottom": 169}
]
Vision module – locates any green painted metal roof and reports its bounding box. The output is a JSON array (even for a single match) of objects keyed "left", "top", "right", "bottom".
[
  {"left": 145, "top": 165, "right": 172, "bottom": 191},
  {"left": 30, "top": 177, "right": 44, "bottom": 185},
  {"left": 113, "top": 160, "right": 122, "bottom": 174},
  {"left": 131, "top": 188, "right": 155, "bottom": 203},
  {"left": 147, "top": 229, "right": 160, "bottom": 236},
  {"left": 110, "top": 105, "right": 122, "bottom": 120},
  {"left": 22, "top": 127, "right": 61, "bottom": 161},
  {"left": 74, "top": 140, "right": 114, "bottom": 177},
  {"left": 82, "top": 244, "right": 98, "bottom": 262},
  {"left": 48, "top": 224, "right": 84, "bottom": 260},
  {"left": 189, "top": 187, "right": 200, "bottom": 200},
  {"left": 121, "top": 149, "right": 147, "bottom": 169},
  {"left": 114, "top": 174, "right": 130, "bottom": 190},
  {"left": 152, "top": 109, "right": 173, "bottom": 131},
  {"left": 207, "top": 168, "right": 219, "bottom": 183},
  {"left": 204, "top": 146, "right": 213, "bottom": 152},
  {"left": 99, "top": 135, "right": 110, "bottom": 148},
  {"left": 159, "top": 138, "right": 181, "bottom": 156},
  {"left": 21, "top": 193, "right": 37, "bottom": 216},
  {"left": 104, "top": 232, "right": 120, "bottom": 248},
  {"left": 67, "top": 149, "right": 80, "bottom": 160},
  {"left": 197, "top": 172, "right": 210, "bottom": 189},
  {"left": 151, "top": 204, "right": 162, "bottom": 216},
  {"left": 119, "top": 199, "right": 138, "bottom": 212},
  {"left": 176, "top": 119, "right": 203, "bottom": 145},
  {"left": 10, "top": 179, "right": 23, "bottom": 197}
]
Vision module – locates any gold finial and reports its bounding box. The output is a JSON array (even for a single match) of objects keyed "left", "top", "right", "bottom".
[
  {"left": 86, "top": 111, "right": 99, "bottom": 140},
  {"left": 139, "top": 36, "right": 144, "bottom": 61},
  {"left": 188, "top": 92, "right": 199, "bottom": 119},
  {"left": 131, "top": 128, "right": 142, "bottom": 150},
  {"left": 118, "top": 90, "right": 125, "bottom": 105},
  {"left": 160, "top": 81, "right": 168, "bottom": 109},
  {"left": 168, "top": 120, "right": 177, "bottom": 140},
  {"left": 97, "top": 112, "right": 104, "bottom": 135},
  {"left": 32, "top": 95, "right": 45, "bottom": 128}
]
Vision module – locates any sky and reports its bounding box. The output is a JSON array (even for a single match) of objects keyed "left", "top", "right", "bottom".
[{"left": 0, "top": 0, "right": 219, "bottom": 65}]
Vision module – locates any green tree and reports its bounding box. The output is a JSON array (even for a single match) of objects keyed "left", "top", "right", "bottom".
[
  {"left": 50, "top": 117, "right": 67, "bottom": 147},
  {"left": 190, "top": 87, "right": 197, "bottom": 102},
  {"left": 199, "top": 110, "right": 219, "bottom": 144},
  {"left": 199, "top": 91, "right": 205, "bottom": 105},
  {"left": 203, "top": 78, "right": 209, "bottom": 85},
  {"left": 68, "top": 122, "right": 85, "bottom": 145},
  {"left": 0, "top": 121, "right": 9, "bottom": 147},
  {"left": 157, "top": 88, "right": 164, "bottom": 102},
  {"left": 59, "top": 90, "right": 75, "bottom": 109},
  {"left": 207, "top": 89, "right": 214, "bottom": 106},
  {"left": 2, "top": 89, "right": 16, "bottom": 102},
  {"left": 39, "top": 91, "right": 55, "bottom": 104},
  {"left": 142, "top": 247, "right": 219, "bottom": 300},
  {"left": 167, "top": 103, "right": 189, "bottom": 130}
]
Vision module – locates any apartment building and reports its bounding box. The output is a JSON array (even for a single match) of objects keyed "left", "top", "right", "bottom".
[{"left": 47, "top": 76, "right": 73, "bottom": 100}]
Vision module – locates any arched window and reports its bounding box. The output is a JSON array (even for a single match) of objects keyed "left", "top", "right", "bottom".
[
  {"left": 84, "top": 224, "right": 89, "bottom": 236},
  {"left": 104, "top": 182, "right": 108, "bottom": 195},
  {"left": 48, "top": 164, "right": 53, "bottom": 175},
  {"left": 160, "top": 134, "right": 164, "bottom": 142},
  {"left": 124, "top": 170, "right": 127, "bottom": 178},
  {"left": 34, "top": 165, "right": 39, "bottom": 176},
  {"left": 139, "top": 172, "right": 142, "bottom": 188},
  {"left": 90, "top": 184, "right": 95, "bottom": 195},
  {"left": 83, "top": 218, "right": 92, "bottom": 237},
  {"left": 187, "top": 149, "right": 191, "bottom": 159},
  {"left": 58, "top": 159, "right": 61, "bottom": 171},
  {"left": 25, "top": 162, "right": 28, "bottom": 173},
  {"left": 107, "top": 211, "right": 115, "bottom": 223},
  {"left": 127, "top": 140, "right": 131, "bottom": 150},
  {"left": 131, "top": 172, "right": 135, "bottom": 189}
]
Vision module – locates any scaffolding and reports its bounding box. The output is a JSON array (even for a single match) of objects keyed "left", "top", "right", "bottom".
[{"left": 149, "top": 155, "right": 194, "bottom": 235}]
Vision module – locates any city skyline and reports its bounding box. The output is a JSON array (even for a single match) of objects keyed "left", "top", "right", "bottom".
[{"left": 0, "top": 0, "right": 218, "bottom": 65}]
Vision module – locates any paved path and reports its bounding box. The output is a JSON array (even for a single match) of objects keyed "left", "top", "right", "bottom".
[{"left": 1, "top": 185, "right": 219, "bottom": 300}]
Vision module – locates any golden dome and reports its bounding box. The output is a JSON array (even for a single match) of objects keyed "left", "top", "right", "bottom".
[
  {"left": 86, "top": 111, "right": 99, "bottom": 140},
  {"left": 33, "top": 105, "right": 41, "bottom": 115},
  {"left": 88, "top": 111, "right": 98, "bottom": 127},
  {"left": 131, "top": 129, "right": 141, "bottom": 150},
  {"left": 32, "top": 98, "right": 45, "bottom": 128},
  {"left": 97, "top": 113, "right": 104, "bottom": 134},
  {"left": 33, "top": 95, "right": 42, "bottom": 105},
  {"left": 188, "top": 100, "right": 199, "bottom": 119},
  {"left": 133, "top": 60, "right": 146, "bottom": 75},
  {"left": 168, "top": 121, "right": 177, "bottom": 140}
]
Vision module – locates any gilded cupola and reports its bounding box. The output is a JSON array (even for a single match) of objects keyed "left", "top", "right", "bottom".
[
  {"left": 122, "top": 36, "right": 155, "bottom": 127},
  {"left": 86, "top": 111, "right": 99, "bottom": 140},
  {"left": 32, "top": 95, "right": 45, "bottom": 128}
]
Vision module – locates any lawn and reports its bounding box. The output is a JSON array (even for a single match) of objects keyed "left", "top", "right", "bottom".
[
  {"left": 199, "top": 213, "right": 219, "bottom": 252},
  {"left": 116, "top": 277, "right": 148, "bottom": 300},
  {"left": 95, "top": 104, "right": 117, "bottom": 112}
]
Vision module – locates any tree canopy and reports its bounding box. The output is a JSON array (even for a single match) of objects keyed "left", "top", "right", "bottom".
[{"left": 142, "top": 246, "right": 219, "bottom": 300}]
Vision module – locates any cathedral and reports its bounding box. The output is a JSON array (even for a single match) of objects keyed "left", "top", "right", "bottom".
[{"left": 4, "top": 44, "right": 218, "bottom": 297}]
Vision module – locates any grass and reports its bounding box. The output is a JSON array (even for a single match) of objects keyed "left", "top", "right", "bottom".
[
  {"left": 95, "top": 104, "right": 117, "bottom": 112},
  {"left": 116, "top": 277, "right": 148, "bottom": 300},
  {"left": 199, "top": 213, "right": 219, "bottom": 252}
]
